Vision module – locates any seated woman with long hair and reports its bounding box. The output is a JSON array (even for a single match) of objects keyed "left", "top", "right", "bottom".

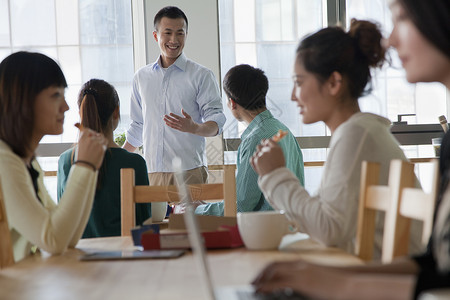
[
  {"left": 0, "top": 52, "right": 107, "bottom": 261},
  {"left": 57, "top": 79, "right": 151, "bottom": 237}
]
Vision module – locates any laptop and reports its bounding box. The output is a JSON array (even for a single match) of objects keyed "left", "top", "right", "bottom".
[
  {"left": 79, "top": 249, "right": 185, "bottom": 261},
  {"left": 172, "top": 158, "right": 308, "bottom": 300}
]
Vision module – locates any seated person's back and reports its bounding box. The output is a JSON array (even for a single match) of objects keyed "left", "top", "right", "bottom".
[
  {"left": 57, "top": 79, "right": 151, "bottom": 237},
  {"left": 195, "top": 65, "right": 304, "bottom": 216}
]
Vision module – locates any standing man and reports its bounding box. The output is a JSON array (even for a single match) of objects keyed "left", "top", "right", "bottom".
[
  {"left": 195, "top": 64, "right": 305, "bottom": 216},
  {"left": 124, "top": 6, "right": 226, "bottom": 189}
]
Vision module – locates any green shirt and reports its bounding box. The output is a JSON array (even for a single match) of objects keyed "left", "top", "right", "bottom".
[
  {"left": 57, "top": 147, "right": 151, "bottom": 238},
  {"left": 195, "top": 110, "right": 304, "bottom": 216}
]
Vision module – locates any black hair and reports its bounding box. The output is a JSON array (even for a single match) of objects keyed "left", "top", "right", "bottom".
[
  {"left": 0, "top": 51, "right": 67, "bottom": 157},
  {"left": 223, "top": 64, "right": 268, "bottom": 111},
  {"left": 154, "top": 6, "right": 188, "bottom": 32},
  {"left": 296, "top": 19, "right": 386, "bottom": 100},
  {"left": 78, "top": 78, "right": 119, "bottom": 134},
  {"left": 77, "top": 79, "right": 120, "bottom": 190}
]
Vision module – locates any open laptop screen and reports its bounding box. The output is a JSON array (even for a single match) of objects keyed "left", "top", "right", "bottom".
[{"left": 173, "top": 157, "right": 216, "bottom": 300}]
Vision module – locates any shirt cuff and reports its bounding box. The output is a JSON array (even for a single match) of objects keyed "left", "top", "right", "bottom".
[
  {"left": 71, "top": 164, "right": 98, "bottom": 177},
  {"left": 204, "top": 113, "right": 226, "bottom": 135},
  {"left": 125, "top": 131, "right": 142, "bottom": 148},
  {"left": 195, "top": 201, "right": 224, "bottom": 216}
]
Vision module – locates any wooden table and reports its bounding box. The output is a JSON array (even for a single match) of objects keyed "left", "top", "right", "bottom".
[{"left": 0, "top": 235, "right": 362, "bottom": 300}]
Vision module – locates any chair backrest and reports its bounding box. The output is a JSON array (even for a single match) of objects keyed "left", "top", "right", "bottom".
[
  {"left": 0, "top": 178, "right": 14, "bottom": 269},
  {"left": 356, "top": 160, "right": 416, "bottom": 263},
  {"left": 120, "top": 165, "right": 237, "bottom": 236},
  {"left": 356, "top": 159, "right": 439, "bottom": 263},
  {"left": 397, "top": 159, "right": 439, "bottom": 246}
]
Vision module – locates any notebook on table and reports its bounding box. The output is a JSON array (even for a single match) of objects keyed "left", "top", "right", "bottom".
[{"left": 172, "top": 158, "right": 308, "bottom": 300}]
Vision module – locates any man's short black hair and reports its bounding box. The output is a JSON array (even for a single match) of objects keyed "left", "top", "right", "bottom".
[
  {"left": 154, "top": 6, "right": 188, "bottom": 32},
  {"left": 223, "top": 64, "right": 268, "bottom": 111}
]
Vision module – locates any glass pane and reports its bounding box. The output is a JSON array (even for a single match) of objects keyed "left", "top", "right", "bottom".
[
  {"left": 81, "top": 45, "right": 134, "bottom": 83},
  {"left": 257, "top": 0, "right": 282, "bottom": 41},
  {"left": 346, "top": 0, "right": 386, "bottom": 26},
  {"left": 301, "top": 122, "right": 327, "bottom": 137},
  {"left": 346, "top": 0, "right": 448, "bottom": 125},
  {"left": 385, "top": 48, "right": 406, "bottom": 78},
  {"left": 220, "top": 44, "right": 237, "bottom": 80},
  {"left": 61, "top": 84, "right": 82, "bottom": 143},
  {"left": 0, "top": 0, "right": 10, "bottom": 47},
  {"left": 218, "top": 0, "right": 234, "bottom": 43},
  {"left": 234, "top": 0, "right": 255, "bottom": 42},
  {"left": 280, "top": 0, "right": 294, "bottom": 40},
  {"left": 36, "top": 157, "right": 59, "bottom": 202},
  {"left": 257, "top": 44, "right": 297, "bottom": 79},
  {"left": 56, "top": 0, "right": 79, "bottom": 45},
  {"left": 79, "top": 0, "right": 132, "bottom": 45},
  {"left": 0, "top": 49, "right": 11, "bottom": 62},
  {"left": 14, "top": 47, "right": 58, "bottom": 62},
  {"left": 267, "top": 80, "right": 302, "bottom": 135},
  {"left": 115, "top": 83, "right": 132, "bottom": 134},
  {"left": 10, "top": 0, "right": 56, "bottom": 46},
  {"left": 303, "top": 163, "right": 324, "bottom": 193},
  {"left": 235, "top": 43, "right": 257, "bottom": 66},
  {"left": 358, "top": 72, "right": 388, "bottom": 116},
  {"left": 386, "top": 78, "right": 416, "bottom": 123},
  {"left": 219, "top": 0, "right": 325, "bottom": 145},
  {"left": 58, "top": 46, "right": 82, "bottom": 85},
  {"left": 223, "top": 116, "right": 239, "bottom": 139},
  {"left": 416, "top": 83, "right": 447, "bottom": 124},
  {"left": 296, "top": 0, "right": 323, "bottom": 38}
]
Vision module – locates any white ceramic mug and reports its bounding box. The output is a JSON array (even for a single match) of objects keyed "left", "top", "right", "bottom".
[
  {"left": 151, "top": 202, "right": 167, "bottom": 223},
  {"left": 237, "top": 210, "right": 297, "bottom": 250}
]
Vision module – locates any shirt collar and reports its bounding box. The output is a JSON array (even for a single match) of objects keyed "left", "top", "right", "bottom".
[
  {"left": 153, "top": 53, "right": 187, "bottom": 71},
  {"left": 241, "top": 110, "right": 272, "bottom": 140}
]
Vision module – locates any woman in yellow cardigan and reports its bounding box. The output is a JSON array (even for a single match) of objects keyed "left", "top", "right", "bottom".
[{"left": 0, "top": 52, "right": 107, "bottom": 262}]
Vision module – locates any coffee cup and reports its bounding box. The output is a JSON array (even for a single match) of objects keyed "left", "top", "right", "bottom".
[
  {"left": 151, "top": 202, "right": 168, "bottom": 223},
  {"left": 237, "top": 210, "right": 297, "bottom": 250}
]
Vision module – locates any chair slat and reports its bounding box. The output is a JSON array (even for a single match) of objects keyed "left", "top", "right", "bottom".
[
  {"left": 356, "top": 159, "right": 439, "bottom": 263},
  {"left": 366, "top": 186, "right": 390, "bottom": 211}
]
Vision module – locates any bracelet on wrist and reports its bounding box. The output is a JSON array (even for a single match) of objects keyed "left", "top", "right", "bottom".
[{"left": 73, "top": 160, "right": 97, "bottom": 171}]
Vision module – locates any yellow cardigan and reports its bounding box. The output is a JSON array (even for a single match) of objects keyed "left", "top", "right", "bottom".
[{"left": 0, "top": 140, "right": 97, "bottom": 262}]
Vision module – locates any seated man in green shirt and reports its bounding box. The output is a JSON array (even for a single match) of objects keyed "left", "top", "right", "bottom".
[{"left": 195, "top": 64, "right": 304, "bottom": 216}]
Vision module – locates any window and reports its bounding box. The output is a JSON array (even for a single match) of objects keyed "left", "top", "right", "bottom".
[
  {"left": 0, "top": 0, "right": 135, "bottom": 200},
  {"left": 218, "top": 0, "right": 327, "bottom": 193},
  {"left": 218, "top": 0, "right": 447, "bottom": 193},
  {"left": 345, "top": 0, "right": 448, "bottom": 190},
  {"left": 0, "top": 0, "right": 134, "bottom": 143},
  {"left": 346, "top": 0, "right": 448, "bottom": 126}
]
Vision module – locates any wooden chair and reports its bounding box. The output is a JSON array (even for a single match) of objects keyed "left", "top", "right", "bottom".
[
  {"left": 0, "top": 178, "right": 14, "bottom": 269},
  {"left": 356, "top": 159, "right": 439, "bottom": 263},
  {"left": 396, "top": 159, "right": 439, "bottom": 246},
  {"left": 121, "top": 165, "right": 237, "bottom": 236}
]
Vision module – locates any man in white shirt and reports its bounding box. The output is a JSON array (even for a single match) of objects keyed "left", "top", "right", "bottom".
[{"left": 124, "top": 6, "right": 226, "bottom": 187}]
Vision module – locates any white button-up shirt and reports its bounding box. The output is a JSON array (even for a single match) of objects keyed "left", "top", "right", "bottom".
[{"left": 126, "top": 53, "right": 226, "bottom": 172}]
